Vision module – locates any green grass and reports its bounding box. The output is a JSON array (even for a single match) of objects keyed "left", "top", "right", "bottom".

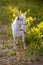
[
  {"left": 0, "top": 0, "right": 43, "bottom": 26},
  {"left": 10, "top": 51, "right": 16, "bottom": 56},
  {"left": 0, "top": 0, "right": 43, "bottom": 55}
]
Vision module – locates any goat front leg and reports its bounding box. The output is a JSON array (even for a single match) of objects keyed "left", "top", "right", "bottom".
[
  {"left": 23, "top": 42, "right": 27, "bottom": 50},
  {"left": 22, "top": 34, "right": 27, "bottom": 50},
  {"left": 13, "top": 37, "right": 17, "bottom": 50}
]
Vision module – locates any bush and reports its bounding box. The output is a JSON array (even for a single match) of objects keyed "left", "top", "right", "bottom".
[{"left": 25, "top": 17, "right": 43, "bottom": 55}]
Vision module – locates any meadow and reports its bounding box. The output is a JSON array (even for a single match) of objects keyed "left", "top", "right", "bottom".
[{"left": 0, "top": 0, "right": 43, "bottom": 64}]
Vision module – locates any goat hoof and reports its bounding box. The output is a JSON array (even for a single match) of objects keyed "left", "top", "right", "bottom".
[{"left": 24, "top": 47, "right": 27, "bottom": 50}]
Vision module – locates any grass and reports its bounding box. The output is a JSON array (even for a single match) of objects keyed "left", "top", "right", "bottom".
[
  {"left": 10, "top": 51, "right": 16, "bottom": 56},
  {"left": 0, "top": 0, "right": 43, "bottom": 56}
]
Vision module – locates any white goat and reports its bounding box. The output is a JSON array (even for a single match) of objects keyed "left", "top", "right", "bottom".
[{"left": 12, "top": 14, "right": 27, "bottom": 49}]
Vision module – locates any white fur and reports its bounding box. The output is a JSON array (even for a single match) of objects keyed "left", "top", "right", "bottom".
[{"left": 12, "top": 15, "right": 27, "bottom": 49}]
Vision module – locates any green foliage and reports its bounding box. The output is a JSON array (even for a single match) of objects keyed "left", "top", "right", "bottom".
[
  {"left": 37, "top": 21, "right": 43, "bottom": 35},
  {"left": 25, "top": 17, "right": 43, "bottom": 55},
  {"left": 0, "top": 0, "right": 43, "bottom": 55}
]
